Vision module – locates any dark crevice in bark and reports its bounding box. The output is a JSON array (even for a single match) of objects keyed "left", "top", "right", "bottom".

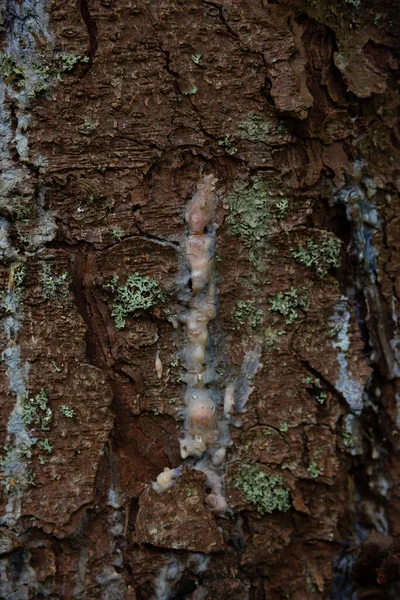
[
  {"left": 70, "top": 251, "right": 109, "bottom": 369},
  {"left": 78, "top": 0, "right": 98, "bottom": 71},
  {"left": 159, "top": 46, "right": 183, "bottom": 101},
  {"left": 200, "top": 0, "right": 240, "bottom": 41},
  {"left": 327, "top": 200, "right": 398, "bottom": 598},
  {"left": 134, "top": 225, "right": 181, "bottom": 249}
]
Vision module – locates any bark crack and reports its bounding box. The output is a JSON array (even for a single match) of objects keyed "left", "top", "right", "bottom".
[{"left": 79, "top": 0, "right": 99, "bottom": 67}]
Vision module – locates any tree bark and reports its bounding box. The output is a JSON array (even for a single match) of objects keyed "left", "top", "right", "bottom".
[{"left": 0, "top": 0, "right": 399, "bottom": 598}]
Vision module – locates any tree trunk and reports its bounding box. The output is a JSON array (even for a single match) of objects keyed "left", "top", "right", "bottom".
[{"left": 0, "top": 0, "right": 399, "bottom": 598}]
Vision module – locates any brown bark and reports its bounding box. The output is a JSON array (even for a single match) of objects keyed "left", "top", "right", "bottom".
[{"left": 0, "top": 0, "right": 399, "bottom": 598}]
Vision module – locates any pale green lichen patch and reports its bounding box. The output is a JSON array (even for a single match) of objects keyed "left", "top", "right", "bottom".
[
  {"left": 111, "top": 225, "right": 123, "bottom": 241},
  {"left": 12, "top": 263, "right": 27, "bottom": 292},
  {"left": 225, "top": 179, "right": 289, "bottom": 270},
  {"left": 41, "top": 265, "right": 69, "bottom": 300},
  {"left": 0, "top": 50, "right": 88, "bottom": 99},
  {"left": 276, "top": 198, "right": 289, "bottom": 219},
  {"left": 237, "top": 113, "right": 271, "bottom": 143},
  {"left": 105, "top": 273, "right": 165, "bottom": 329},
  {"left": 225, "top": 180, "right": 272, "bottom": 270},
  {"left": 303, "top": 376, "right": 327, "bottom": 404},
  {"left": 263, "top": 327, "right": 286, "bottom": 352},
  {"left": 237, "top": 114, "right": 291, "bottom": 145},
  {"left": 183, "top": 85, "right": 198, "bottom": 96},
  {"left": 191, "top": 53, "right": 202, "bottom": 65},
  {"left": 56, "top": 53, "right": 89, "bottom": 81},
  {"left": 226, "top": 180, "right": 271, "bottom": 246},
  {"left": 290, "top": 232, "right": 341, "bottom": 277},
  {"left": 21, "top": 389, "right": 52, "bottom": 431},
  {"left": 234, "top": 463, "right": 291, "bottom": 514},
  {"left": 307, "top": 462, "right": 323, "bottom": 479},
  {"left": 235, "top": 300, "right": 263, "bottom": 328},
  {"left": 60, "top": 405, "right": 74, "bottom": 419},
  {"left": 218, "top": 134, "right": 237, "bottom": 155},
  {"left": 38, "top": 438, "right": 52, "bottom": 454},
  {"left": 269, "top": 287, "right": 308, "bottom": 324},
  {"left": 0, "top": 53, "right": 25, "bottom": 85}
]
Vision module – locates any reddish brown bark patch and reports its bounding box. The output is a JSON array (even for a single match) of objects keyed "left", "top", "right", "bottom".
[{"left": 136, "top": 468, "right": 225, "bottom": 553}]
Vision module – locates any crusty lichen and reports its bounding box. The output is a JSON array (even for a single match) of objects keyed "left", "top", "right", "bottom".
[
  {"left": 226, "top": 179, "right": 272, "bottom": 249},
  {"left": 234, "top": 463, "right": 290, "bottom": 514},
  {"left": 237, "top": 113, "right": 271, "bottom": 143},
  {"left": 225, "top": 179, "right": 289, "bottom": 270}
]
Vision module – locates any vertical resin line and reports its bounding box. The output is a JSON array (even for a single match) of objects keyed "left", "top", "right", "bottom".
[
  {"left": 154, "top": 174, "right": 229, "bottom": 514},
  {"left": 179, "top": 174, "right": 218, "bottom": 460}
]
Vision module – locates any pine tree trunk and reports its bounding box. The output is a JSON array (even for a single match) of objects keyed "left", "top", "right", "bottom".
[{"left": 0, "top": 1, "right": 399, "bottom": 598}]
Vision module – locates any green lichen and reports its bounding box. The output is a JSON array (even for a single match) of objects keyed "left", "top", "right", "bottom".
[
  {"left": 27, "top": 469, "right": 36, "bottom": 487},
  {"left": 0, "top": 53, "right": 25, "bottom": 85},
  {"left": 342, "top": 429, "right": 355, "bottom": 449},
  {"left": 218, "top": 134, "right": 237, "bottom": 155},
  {"left": 184, "top": 85, "right": 198, "bottom": 96},
  {"left": 0, "top": 444, "right": 14, "bottom": 468},
  {"left": 28, "top": 61, "right": 51, "bottom": 99},
  {"left": 15, "top": 201, "right": 36, "bottom": 223},
  {"left": 41, "top": 265, "right": 69, "bottom": 301},
  {"left": 237, "top": 113, "right": 271, "bottom": 142},
  {"left": 191, "top": 53, "right": 202, "bottom": 65},
  {"left": 276, "top": 198, "right": 289, "bottom": 219},
  {"left": 60, "top": 405, "right": 74, "bottom": 419},
  {"left": 56, "top": 53, "right": 89, "bottom": 81},
  {"left": 304, "top": 376, "right": 327, "bottom": 404},
  {"left": 225, "top": 180, "right": 290, "bottom": 270},
  {"left": 21, "top": 389, "right": 52, "bottom": 431},
  {"left": 374, "top": 12, "right": 381, "bottom": 24},
  {"left": 13, "top": 263, "right": 27, "bottom": 292},
  {"left": 290, "top": 232, "right": 341, "bottom": 277},
  {"left": 307, "top": 462, "right": 323, "bottom": 479},
  {"left": 225, "top": 180, "right": 273, "bottom": 269},
  {"left": 111, "top": 225, "right": 123, "bottom": 241},
  {"left": 234, "top": 463, "right": 290, "bottom": 514},
  {"left": 38, "top": 438, "right": 52, "bottom": 454},
  {"left": 235, "top": 300, "right": 263, "bottom": 328},
  {"left": 105, "top": 273, "right": 165, "bottom": 329},
  {"left": 263, "top": 327, "right": 286, "bottom": 352},
  {"left": 77, "top": 118, "right": 97, "bottom": 135},
  {"left": 1, "top": 477, "right": 12, "bottom": 494},
  {"left": 269, "top": 287, "right": 308, "bottom": 324}
]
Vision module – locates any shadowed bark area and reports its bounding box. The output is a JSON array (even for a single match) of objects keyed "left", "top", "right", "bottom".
[{"left": 0, "top": 0, "right": 399, "bottom": 598}]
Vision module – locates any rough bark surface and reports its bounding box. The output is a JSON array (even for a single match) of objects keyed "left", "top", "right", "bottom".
[{"left": 0, "top": 0, "right": 399, "bottom": 598}]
